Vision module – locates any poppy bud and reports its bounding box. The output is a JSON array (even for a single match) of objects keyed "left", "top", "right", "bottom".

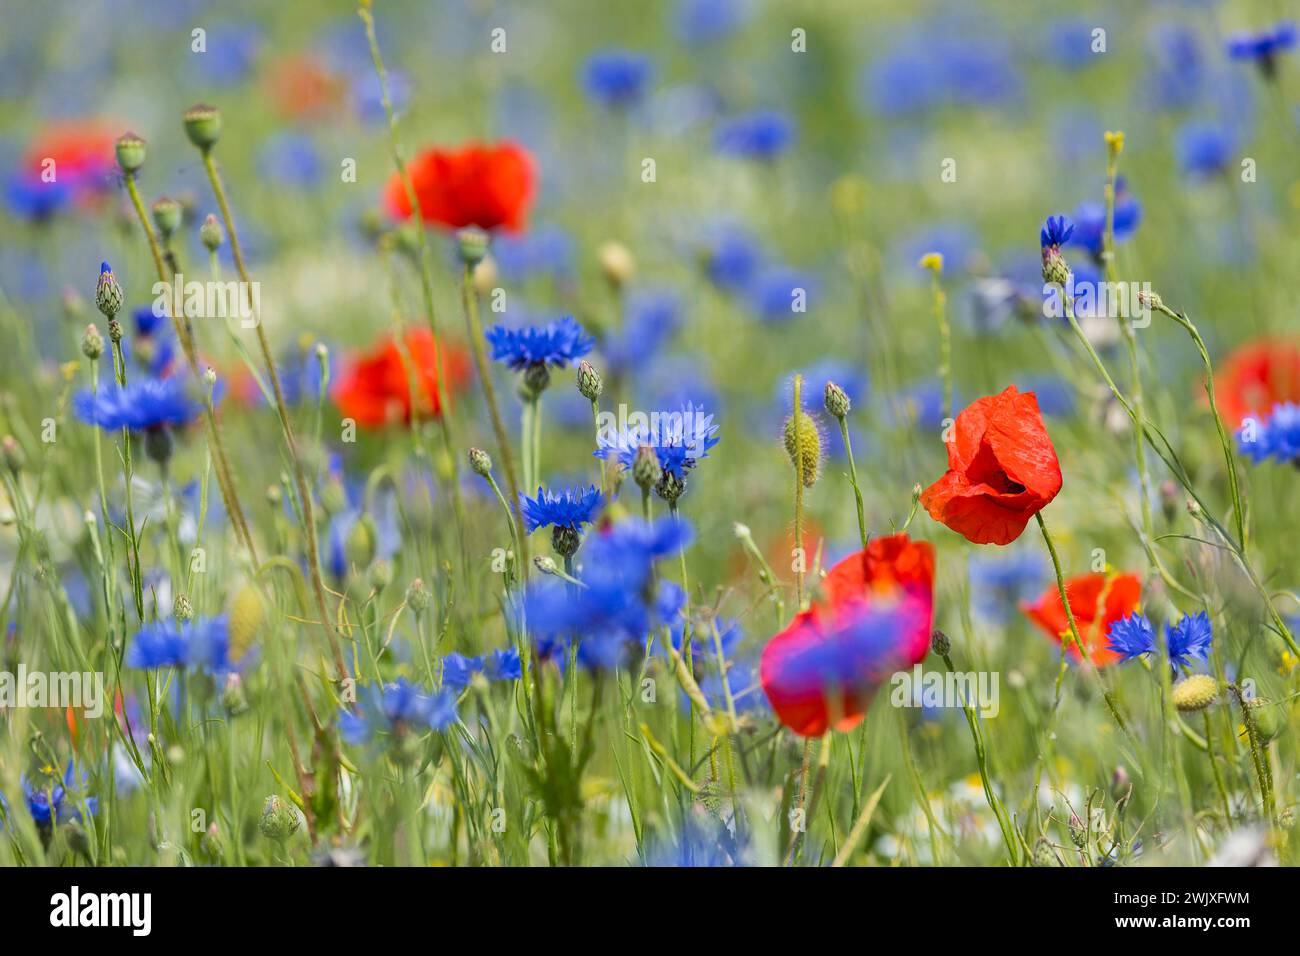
[
  {"left": 1246, "top": 696, "right": 1281, "bottom": 741},
  {"left": 151, "top": 196, "right": 183, "bottom": 239},
  {"left": 468, "top": 447, "right": 493, "bottom": 477},
  {"left": 183, "top": 103, "right": 222, "bottom": 151},
  {"left": 81, "top": 324, "right": 104, "bottom": 360},
  {"left": 1172, "top": 674, "right": 1219, "bottom": 712},
  {"left": 783, "top": 409, "right": 822, "bottom": 488},
  {"left": 95, "top": 262, "right": 123, "bottom": 318},
  {"left": 199, "top": 214, "right": 223, "bottom": 251},
  {"left": 577, "top": 360, "right": 603, "bottom": 401},
  {"left": 114, "top": 132, "right": 147, "bottom": 174},
  {"left": 823, "top": 380, "right": 851, "bottom": 420}
]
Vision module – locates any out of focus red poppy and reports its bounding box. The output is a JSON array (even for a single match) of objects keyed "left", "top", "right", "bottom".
[
  {"left": 333, "top": 327, "right": 470, "bottom": 428},
  {"left": 920, "top": 385, "right": 1062, "bottom": 546},
  {"left": 265, "top": 53, "right": 344, "bottom": 120},
  {"left": 383, "top": 141, "right": 535, "bottom": 232},
  {"left": 760, "top": 533, "right": 934, "bottom": 736},
  {"left": 1020, "top": 570, "right": 1141, "bottom": 666},
  {"left": 22, "top": 120, "right": 117, "bottom": 202},
  {"left": 1213, "top": 338, "right": 1300, "bottom": 427}
]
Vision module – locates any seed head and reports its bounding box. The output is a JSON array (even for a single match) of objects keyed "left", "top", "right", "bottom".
[
  {"left": 114, "top": 132, "right": 146, "bottom": 174},
  {"left": 783, "top": 408, "right": 822, "bottom": 488},
  {"left": 183, "top": 103, "right": 222, "bottom": 150},
  {"left": 1172, "top": 674, "right": 1219, "bottom": 712}
]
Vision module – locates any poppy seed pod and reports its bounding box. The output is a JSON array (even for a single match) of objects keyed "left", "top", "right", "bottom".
[
  {"left": 114, "top": 132, "right": 146, "bottom": 173},
  {"left": 199, "top": 214, "right": 224, "bottom": 251},
  {"left": 151, "top": 196, "right": 183, "bottom": 239},
  {"left": 183, "top": 103, "right": 222, "bottom": 150}
]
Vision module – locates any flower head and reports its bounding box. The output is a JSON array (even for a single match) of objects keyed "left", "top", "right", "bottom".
[
  {"left": 383, "top": 141, "right": 536, "bottom": 232},
  {"left": 1215, "top": 339, "right": 1300, "bottom": 429},
  {"left": 595, "top": 403, "right": 720, "bottom": 481},
  {"left": 1177, "top": 122, "right": 1234, "bottom": 177},
  {"left": 520, "top": 485, "right": 603, "bottom": 534},
  {"left": 486, "top": 316, "right": 595, "bottom": 371},
  {"left": 126, "top": 614, "right": 241, "bottom": 674},
  {"left": 714, "top": 110, "right": 795, "bottom": 160},
  {"left": 338, "top": 678, "right": 457, "bottom": 746},
  {"left": 582, "top": 49, "right": 654, "bottom": 108},
  {"left": 920, "top": 385, "right": 1063, "bottom": 546},
  {"left": 21, "top": 762, "right": 97, "bottom": 827},
  {"left": 1167, "top": 611, "right": 1213, "bottom": 670},
  {"left": 1106, "top": 612, "right": 1155, "bottom": 662},
  {"left": 74, "top": 377, "right": 203, "bottom": 434},
  {"left": 1022, "top": 571, "right": 1142, "bottom": 666},
  {"left": 1238, "top": 403, "right": 1300, "bottom": 464},
  {"left": 1040, "top": 215, "right": 1074, "bottom": 249},
  {"left": 332, "top": 327, "right": 470, "bottom": 428},
  {"left": 1227, "top": 21, "right": 1296, "bottom": 75}
]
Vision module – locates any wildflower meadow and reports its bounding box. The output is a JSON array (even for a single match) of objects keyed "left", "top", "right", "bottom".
[{"left": 1, "top": 0, "right": 1298, "bottom": 911}]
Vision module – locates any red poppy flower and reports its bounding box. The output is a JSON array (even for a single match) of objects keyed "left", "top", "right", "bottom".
[
  {"left": 1213, "top": 338, "right": 1300, "bottom": 428},
  {"left": 1020, "top": 571, "right": 1142, "bottom": 666},
  {"left": 22, "top": 120, "right": 117, "bottom": 201},
  {"left": 920, "top": 385, "right": 1062, "bottom": 546},
  {"left": 333, "top": 327, "right": 470, "bottom": 428},
  {"left": 760, "top": 534, "right": 934, "bottom": 737},
  {"left": 265, "top": 54, "right": 344, "bottom": 121},
  {"left": 384, "top": 141, "right": 535, "bottom": 233}
]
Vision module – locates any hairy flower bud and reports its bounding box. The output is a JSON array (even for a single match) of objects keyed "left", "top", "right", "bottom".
[
  {"left": 1172, "top": 674, "right": 1219, "bottom": 712},
  {"left": 577, "top": 360, "right": 603, "bottom": 402},
  {"left": 468, "top": 447, "right": 493, "bottom": 477},
  {"left": 783, "top": 409, "right": 822, "bottom": 488},
  {"left": 824, "top": 380, "right": 851, "bottom": 420}
]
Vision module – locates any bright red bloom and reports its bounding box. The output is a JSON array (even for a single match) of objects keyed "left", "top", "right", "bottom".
[
  {"left": 22, "top": 120, "right": 117, "bottom": 201},
  {"left": 1213, "top": 338, "right": 1300, "bottom": 428},
  {"left": 1020, "top": 571, "right": 1142, "bottom": 667},
  {"left": 332, "top": 327, "right": 470, "bottom": 428},
  {"left": 384, "top": 142, "right": 535, "bottom": 233},
  {"left": 760, "top": 534, "right": 934, "bottom": 737},
  {"left": 920, "top": 385, "right": 1062, "bottom": 546}
]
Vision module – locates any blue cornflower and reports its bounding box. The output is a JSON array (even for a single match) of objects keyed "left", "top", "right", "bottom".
[
  {"left": 747, "top": 267, "right": 815, "bottom": 322},
  {"left": 673, "top": 0, "right": 751, "bottom": 45},
  {"left": 644, "top": 818, "right": 748, "bottom": 867},
  {"left": 339, "top": 678, "right": 457, "bottom": 745},
  {"left": 594, "top": 403, "right": 720, "bottom": 481},
  {"left": 523, "top": 517, "right": 693, "bottom": 669},
  {"left": 1238, "top": 403, "right": 1300, "bottom": 464},
  {"left": 1177, "top": 122, "right": 1234, "bottom": 177},
  {"left": 1044, "top": 17, "right": 1102, "bottom": 71},
  {"left": 73, "top": 377, "right": 202, "bottom": 433},
  {"left": 484, "top": 647, "right": 522, "bottom": 681},
  {"left": 1167, "top": 611, "right": 1213, "bottom": 670},
  {"left": 701, "top": 225, "right": 764, "bottom": 291},
  {"left": 1227, "top": 21, "right": 1296, "bottom": 74},
  {"left": 1040, "top": 215, "right": 1074, "bottom": 249},
  {"left": 126, "top": 614, "right": 237, "bottom": 674},
  {"left": 520, "top": 485, "right": 603, "bottom": 534},
  {"left": 603, "top": 290, "right": 683, "bottom": 374},
  {"left": 862, "top": 27, "right": 1021, "bottom": 117},
  {"left": 193, "top": 23, "right": 260, "bottom": 86},
  {"left": 714, "top": 110, "right": 795, "bottom": 160},
  {"left": 5, "top": 172, "right": 70, "bottom": 221},
  {"left": 1107, "top": 612, "right": 1156, "bottom": 662},
  {"left": 970, "top": 551, "right": 1046, "bottom": 623},
  {"left": 256, "top": 131, "right": 323, "bottom": 188},
  {"left": 485, "top": 316, "right": 595, "bottom": 371},
  {"left": 352, "top": 69, "right": 409, "bottom": 124},
  {"left": 582, "top": 49, "right": 654, "bottom": 109},
  {"left": 441, "top": 652, "right": 484, "bottom": 692},
  {"left": 21, "top": 762, "right": 97, "bottom": 827},
  {"left": 1069, "top": 181, "right": 1142, "bottom": 258},
  {"left": 490, "top": 224, "right": 575, "bottom": 282}
]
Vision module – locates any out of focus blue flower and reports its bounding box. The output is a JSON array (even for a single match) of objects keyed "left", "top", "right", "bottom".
[
  {"left": 442, "top": 653, "right": 483, "bottom": 692},
  {"left": 673, "top": 0, "right": 751, "bottom": 45},
  {"left": 1144, "top": 22, "right": 1205, "bottom": 111},
  {"left": 644, "top": 818, "right": 748, "bottom": 866},
  {"left": 1107, "top": 612, "right": 1155, "bottom": 662},
  {"left": 603, "top": 289, "right": 683, "bottom": 374},
  {"left": 1226, "top": 21, "right": 1296, "bottom": 73},
  {"left": 969, "top": 550, "right": 1046, "bottom": 622},
  {"left": 127, "top": 614, "right": 237, "bottom": 674},
  {"left": 484, "top": 647, "right": 522, "bottom": 681},
  {"left": 891, "top": 379, "right": 956, "bottom": 431},
  {"left": 339, "top": 678, "right": 456, "bottom": 745},
  {"left": 192, "top": 23, "right": 261, "bottom": 86},
  {"left": 351, "top": 69, "right": 409, "bottom": 124},
  {"left": 1044, "top": 17, "right": 1103, "bottom": 71},
  {"left": 257, "top": 131, "right": 322, "bottom": 188},
  {"left": 1177, "top": 122, "right": 1234, "bottom": 176},
  {"left": 520, "top": 485, "right": 603, "bottom": 533},
  {"left": 714, "top": 110, "right": 795, "bottom": 160},
  {"left": 1238, "top": 403, "right": 1300, "bottom": 464},
  {"left": 323, "top": 457, "right": 401, "bottom": 580},
  {"left": 486, "top": 316, "right": 595, "bottom": 370},
  {"left": 74, "top": 378, "right": 203, "bottom": 433},
  {"left": 1068, "top": 179, "right": 1142, "bottom": 258},
  {"left": 864, "top": 25, "right": 1021, "bottom": 116},
  {"left": 5, "top": 171, "right": 70, "bottom": 221},
  {"left": 22, "top": 763, "right": 96, "bottom": 826},
  {"left": 582, "top": 49, "right": 654, "bottom": 109},
  {"left": 523, "top": 517, "right": 692, "bottom": 669},
  {"left": 701, "top": 225, "right": 763, "bottom": 291},
  {"left": 490, "top": 224, "right": 575, "bottom": 282},
  {"left": 747, "top": 267, "right": 815, "bottom": 322}
]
